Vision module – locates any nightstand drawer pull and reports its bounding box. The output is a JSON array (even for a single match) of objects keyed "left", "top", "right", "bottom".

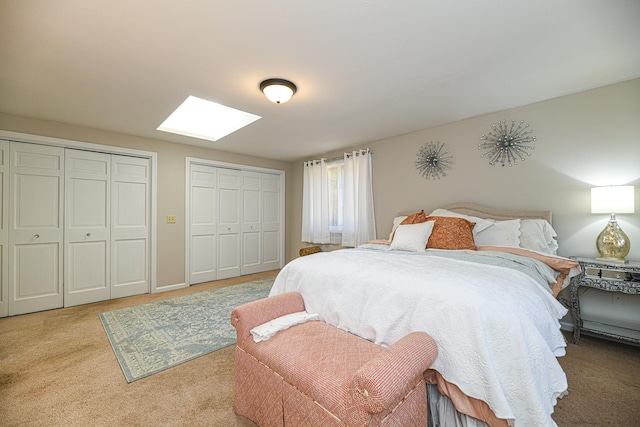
[{"left": 601, "top": 269, "right": 631, "bottom": 281}]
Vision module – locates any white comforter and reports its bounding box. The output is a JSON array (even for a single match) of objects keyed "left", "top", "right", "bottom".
[{"left": 270, "top": 247, "right": 570, "bottom": 427}]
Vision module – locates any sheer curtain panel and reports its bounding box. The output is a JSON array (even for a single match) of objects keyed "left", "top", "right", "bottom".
[
  {"left": 301, "top": 159, "right": 331, "bottom": 244},
  {"left": 342, "top": 149, "right": 376, "bottom": 247}
]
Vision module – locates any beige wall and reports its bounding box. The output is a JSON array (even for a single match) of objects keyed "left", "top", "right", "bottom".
[
  {"left": 289, "top": 78, "right": 640, "bottom": 261},
  {"left": 0, "top": 113, "right": 293, "bottom": 289},
  {"left": 2, "top": 78, "right": 639, "bottom": 289}
]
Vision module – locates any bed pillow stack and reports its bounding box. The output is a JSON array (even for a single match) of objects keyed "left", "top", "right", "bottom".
[
  {"left": 387, "top": 208, "right": 559, "bottom": 255},
  {"left": 427, "top": 208, "right": 558, "bottom": 255},
  {"left": 389, "top": 210, "right": 477, "bottom": 251}
]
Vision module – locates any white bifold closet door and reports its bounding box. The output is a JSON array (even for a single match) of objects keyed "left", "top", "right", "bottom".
[
  {"left": 240, "top": 171, "right": 262, "bottom": 275},
  {"left": 64, "top": 151, "right": 150, "bottom": 306},
  {"left": 189, "top": 164, "right": 218, "bottom": 284},
  {"left": 188, "top": 163, "right": 282, "bottom": 285},
  {"left": 110, "top": 155, "right": 150, "bottom": 299},
  {"left": 8, "top": 142, "right": 65, "bottom": 316},
  {"left": 260, "top": 173, "right": 282, "bottom": 272},
  {"left": 64, "top": 150, "right": 150, "bottom": 306},
  {"left": 0, "top": 143, "right": 150, "bottom": 316},
  {"left": 240, "top": 172, "right": 281, "bottom": 274},
  {"left": 216, "top": 168, "right": 241, "bottom": 280},
  {"left": 189, "top": 166, "right": 241, "bottom": 283},
  {"left": 64, "top": 150, "right": 111, "bottom": 307}
]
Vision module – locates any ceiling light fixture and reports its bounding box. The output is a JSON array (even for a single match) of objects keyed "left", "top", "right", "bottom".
[{"left": 260, "top": 78, "right": 297, "bottom": 104}]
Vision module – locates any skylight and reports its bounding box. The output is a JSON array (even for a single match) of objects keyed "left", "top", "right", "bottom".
[{"left": 157, "top": 96, "right": 261, "bottom": 142}]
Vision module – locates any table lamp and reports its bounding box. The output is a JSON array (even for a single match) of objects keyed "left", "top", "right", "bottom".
[{"left": 591, "top": 186, "right": 635, "bottom": 263}]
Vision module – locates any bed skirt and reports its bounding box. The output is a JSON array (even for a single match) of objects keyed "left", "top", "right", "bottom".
[{"left": 428, "top": 385, "right": 491, "bottom": 427}]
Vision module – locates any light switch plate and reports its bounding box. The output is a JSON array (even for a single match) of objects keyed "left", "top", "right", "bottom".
[{"left": 167, "top": 215, "right": 176, "bottom": 224}]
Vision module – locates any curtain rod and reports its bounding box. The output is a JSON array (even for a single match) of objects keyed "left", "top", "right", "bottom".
[{"left": 306, "top": 149, "right": 373, "bottom": 165}]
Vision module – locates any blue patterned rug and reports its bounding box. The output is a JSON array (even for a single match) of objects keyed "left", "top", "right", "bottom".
[{"left": 99, "top": 278, "right": 274, "bottom": 382}]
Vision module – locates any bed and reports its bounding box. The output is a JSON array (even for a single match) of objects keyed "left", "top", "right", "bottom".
[{"left": 269, "top": 203, "right": 580, "bottom": 427}]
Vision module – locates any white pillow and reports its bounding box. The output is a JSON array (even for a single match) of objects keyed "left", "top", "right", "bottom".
[
  {"left": 428, "top": 208, "right": 494, "bottom": 235},
  {"left": 390, "top": 221, "right": 435, "bottom": 252},
  {"left": 388, "top": 215, "right": 408, "bottom": 240},
  {"left": 520, "top": 219, "right": 558, "bottom": 255},
  {"left": 474, "top": 219, "right": 521, "bottom": 247}
]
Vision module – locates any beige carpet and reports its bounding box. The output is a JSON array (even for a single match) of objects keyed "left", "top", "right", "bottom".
[{"left": 1, "top": 271, "right": 639, "bottom": 426}]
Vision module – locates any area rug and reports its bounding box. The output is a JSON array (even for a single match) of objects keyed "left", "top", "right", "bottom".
[{"left": 99, "top": 278, "right": 274, "bottom": 382}]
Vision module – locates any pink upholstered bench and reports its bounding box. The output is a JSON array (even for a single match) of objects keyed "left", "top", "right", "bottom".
[{"left": 231, "top": 292, "right": 438, "bottom": 426}]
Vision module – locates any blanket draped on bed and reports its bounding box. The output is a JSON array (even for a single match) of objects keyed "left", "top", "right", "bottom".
[{"left": 270, "top": 247, "right": 571, "bottom": 427}]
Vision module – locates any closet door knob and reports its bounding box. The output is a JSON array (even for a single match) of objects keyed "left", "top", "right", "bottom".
[
  {"left": 86, "top": 233, "right": 91, "bottom": 238},
  {"left": 33, "top": 234, "right": 40, "bottom": 239}
]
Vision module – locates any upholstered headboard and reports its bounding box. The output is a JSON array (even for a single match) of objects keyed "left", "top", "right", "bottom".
[{"left": 439, "top": 202, "right": 552, "bottom": 224}]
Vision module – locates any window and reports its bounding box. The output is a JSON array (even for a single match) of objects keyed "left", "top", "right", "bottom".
[
  {"left": 302, "top": 149, "right": 375, "bottom": 247},
  {"left": 327, "top": 161, "right": 344, "bottom": 234}
]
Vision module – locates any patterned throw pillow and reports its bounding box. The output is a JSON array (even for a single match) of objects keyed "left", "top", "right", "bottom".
[
  {"left": 401, "top": 210, "right": 427, "bottom": 225},
  {"left": 425, "top": 216, "right": 476, "bottom": 250}
]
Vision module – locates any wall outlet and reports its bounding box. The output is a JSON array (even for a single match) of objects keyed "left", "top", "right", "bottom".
[{"left": 166, "top": 215, "right": 176, "bottom": 224}]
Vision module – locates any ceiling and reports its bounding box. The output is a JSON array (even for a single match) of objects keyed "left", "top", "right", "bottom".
[{"left": 1, "top": 1, "right": 639, "bottom": 162}]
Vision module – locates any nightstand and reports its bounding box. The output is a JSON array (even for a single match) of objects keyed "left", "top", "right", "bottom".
[{"left": 569, "top": 257, "right": 640, "bottom": 345}]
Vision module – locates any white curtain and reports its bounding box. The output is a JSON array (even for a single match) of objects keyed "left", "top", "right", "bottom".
[
  {"left": 342, "top": 149, "right": 376, "bottom": 247},
  {"left": 301, "top": 158, "right": 331, "bottom": 244}
]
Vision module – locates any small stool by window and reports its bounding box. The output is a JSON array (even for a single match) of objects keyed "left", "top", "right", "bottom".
[{"left": 299, "top": 246, "right": 321, "bottom": 257}]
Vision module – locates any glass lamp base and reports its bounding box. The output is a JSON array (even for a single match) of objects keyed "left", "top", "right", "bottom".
[{"left": 596, "top": 217, "right": 630, "bottom": 263}]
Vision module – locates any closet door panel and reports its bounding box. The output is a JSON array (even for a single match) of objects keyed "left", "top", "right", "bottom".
[
  {"left": 68, "top": 241, "right": 108, "bottom": 289},
  {"left": 9, "top": 142, "right": 64, "bottom": 315},
  {"left": 241, "top": 233, "right": 260, "bottom": 271},
  {"left": 218, "top": 233, "right": 240, "bottom": 274},
  {"left": 14, "top": 243, "right": 59, "bottom": 294},
  {"left": 241, "top": 171, "right": 261, "bottom": 275},
  {"left": 189, "top": 164, "right": 217, "bottom": 284},
  {"left": 64, "top": 150, "right": 111, "bottom": 307},
  {"left": 191, "top": 234, "right": 216, "bottom": 279},
  {"left": 217, "top": 169, "right": 240, "bottom": 279},
  {"left": 111, "top": 156, "right": 149, "bottom": 299},
  {"left": 261, "top": 174, "right": 281, "bottom": 271},
  {"left": 262, "top": 231, "right": 279, "bottom": 265},
  {"left": 0, "top": 141, "right": 8, "bottom": 317},
  {"left": 113, "top": 239, "right": 147, "bottom": 289}
]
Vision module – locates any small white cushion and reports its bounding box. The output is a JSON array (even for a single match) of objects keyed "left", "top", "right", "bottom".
[{"left": 390, "top": 221, "right": 435, "bottom": 252}]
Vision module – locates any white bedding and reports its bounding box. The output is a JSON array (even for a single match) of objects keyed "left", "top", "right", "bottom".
[{"left": 270, "top": 247, "right": 573, "bottom": 427}]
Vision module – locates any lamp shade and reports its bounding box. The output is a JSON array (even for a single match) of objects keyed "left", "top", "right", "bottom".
[
  {"left": 591, "top": 186, "right": 635, "bottom": 214},
  {"left": 260, "top": 79, "right": 297, "bottom": 104}
]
